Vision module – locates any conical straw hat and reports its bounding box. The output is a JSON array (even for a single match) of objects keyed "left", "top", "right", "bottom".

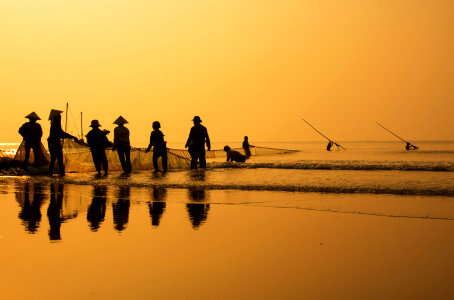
[
  {"left": 113, "top": 116, "right": 128, "bottom": 125},
  {"left": 48, "top": 109, "right": 63, "bottom": 120},
  {"left": 25, "top": 112, "right": 41, "bottom": 120}
]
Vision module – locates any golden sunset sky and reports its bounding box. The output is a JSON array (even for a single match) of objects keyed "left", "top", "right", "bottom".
[{"left": 1, "top": 0, "right": 453, "bottom": 145}]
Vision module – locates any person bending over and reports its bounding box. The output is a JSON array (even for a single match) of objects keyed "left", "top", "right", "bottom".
[{"left": 224, "top": 146, "right": 246, "bottom": 163}]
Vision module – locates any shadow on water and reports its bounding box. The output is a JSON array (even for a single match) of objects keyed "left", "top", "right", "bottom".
[
  {"left": 188, "top": 169, "right": 207, "bottom": 182},
  {"left": 47, "top": 182, "right": 66, "bottom": 241},
  {"left": 87, "top": 185, "right": 107, "bottom": 232},
  {"left": 186, "top": 187, "right": 210, "bottom": 230},
  {"left": 113, "top": 185, "right": 130, "bottom": 232},
  {"left": 186, "top": 170, "right": 210, "bottom": 229},
  {"left": 148, "top": 187, "right": 167, "bottom": 227},
  {"left": 16, "top": 182, "right": 46, "bottom": 234}
]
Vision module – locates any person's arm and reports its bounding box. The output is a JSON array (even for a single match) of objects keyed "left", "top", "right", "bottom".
[
  {"left": 205, "top": 128, "right": 211, "bottom": 151},
  {"left": 185, "top": 128, "right": 193, "bottom": 148},
  {"left": 145, "top": 132, "right": 154, "bottom": 152},
  {"left": 18, "top": 124, "right": 25, "bottom": 138},
  {"left": 38, "top": 124, "right": 43, "bottom": 140},
  {"left": 57, "top": 122, "right": 77, "bottom": 141}
]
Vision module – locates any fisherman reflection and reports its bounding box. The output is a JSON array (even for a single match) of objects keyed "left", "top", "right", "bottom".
[
  {"left": 113, "top": 185, "right": 130, "bottom": 232},
  {"left": 47, "top": 182, "right": 66, "bottom": 241},
  {"left": 188, "top": 169, "right": 206, "bottom": 182},
  {"left": 17, "top": 183, "right": 45, "bottom": 234},
  {"left": 186, "top": 187, "right": 210, "bottom": 229},
  {"left": 87, "top": 185, "right": 107, "bottom": 231},
  {"left": 148, "top": 187, "right": 167, "bottom": 227}
]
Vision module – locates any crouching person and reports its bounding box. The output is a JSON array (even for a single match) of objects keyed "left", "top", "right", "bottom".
[{"left": 224, "top": 146, "right": 246, "bottom": 163}]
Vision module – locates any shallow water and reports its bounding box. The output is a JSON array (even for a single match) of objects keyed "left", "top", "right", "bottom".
[
  {"left": 1, "top": 183, "right": 454, "bottom": 299},
  {"left": 1, "top": 141, "right": 454, "bottom": 299}
]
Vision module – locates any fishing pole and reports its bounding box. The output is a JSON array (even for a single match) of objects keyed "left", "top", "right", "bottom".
[
  {"left": 376, "top": 122, "right": 409, "bottom": 143},
  {"left": 302, "top": 119, "right": 346, "bottom": 150}
]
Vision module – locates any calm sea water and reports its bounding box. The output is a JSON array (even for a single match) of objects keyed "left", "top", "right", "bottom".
[{"left": 1, "top": 141, "right": 454, "bottom": 299}]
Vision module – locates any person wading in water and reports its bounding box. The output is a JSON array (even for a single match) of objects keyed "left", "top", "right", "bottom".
[
  {"left": 47, "top": 109, "right": 78, "bottom": 176},
  {"left": 185, "top": 116, "right": 211, "bottom": 169},
  {"left": 145, "top": 121, "right": 168, "bottom": 172}
]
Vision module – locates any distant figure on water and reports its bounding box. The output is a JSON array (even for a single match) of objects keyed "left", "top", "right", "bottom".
[
  {"left": 145, "top": 121, "right": 168, "bottom": 172},
  {"left": 86, "top": 120, "right": 111, "bottom": 176},
  {"left": 242, "top": 136, "right": 252, "bottom": 158},
  {"left": 113, "top": 116, "right": 132, "bottom": 173},
  {"left": 185, "top": 116, "right": 211, "bottom": 169},
  {"left": 406, "top": 142, "right": 419, "bottom": 150},
  {"left": 18, "top": 112, "right": 44, "bottom": 167},
  {"left": 224, "top": 146, "right": 246, "bottom": 163},
  {"left": 326, "top": 141, "right": 334, "bottom": 151},
  {"left": 48, "top": 109, "right": 78, "bottom": 176}
]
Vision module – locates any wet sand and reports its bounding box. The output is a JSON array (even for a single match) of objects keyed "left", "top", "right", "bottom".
[{"left": 1, "top": 183, "right": 454, "bottom": 299}]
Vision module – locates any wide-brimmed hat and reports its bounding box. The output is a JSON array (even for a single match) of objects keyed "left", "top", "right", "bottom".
[
  {"left": 90, "top": 120, "right": 101, "bottom": 127},
  {"left": 192, "top": 116, "right": 202, "bottom": 123},
  {"left": 48, "top": 109, "right": 63, "bottom": 120},
  {"left": 25, "top": 112, "right": 41, "bottom": 120},
  {"left": 152, "top": 121, "right": 161, "bottom": 129},
  {"left": 113, "top": 116, "right": 128, "bottom": 125}
]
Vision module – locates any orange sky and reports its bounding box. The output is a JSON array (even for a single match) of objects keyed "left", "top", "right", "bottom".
[{"left": 1, "top": 0, "right": 453, "bottom": 145}]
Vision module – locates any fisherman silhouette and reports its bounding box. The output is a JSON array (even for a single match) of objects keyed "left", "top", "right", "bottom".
[
  {"left": 185, "top": 116, "right": 211, "bottom": 169},
  {"left": 17, "top": 183, "right": 45, "bottom": 234},
  {"left": 48, "top": 109, "right": 78, "bottom": 176},
  {"left": 113, "top": 185, "right": 130, "bottom": 232},
  {"left": 19, "top": 112, "right": 44, "bottom": 168},
  {"left": 113, "top": 116, "right": 132, "bottom": 173},
  {"left": 326, "top": 141, "right": 334, "bottom": 151},
  {"left": 47, "top": 182, "right": 65, "bottom": 241},
  {"left": 406, "top": 142, "right": 419, "bottom": 150},
  {"left": 224, "top": 145, "right": 246, "bottom": 162},
  {"left": 186, "top": 187, "right": 210, "bottom": 229},
  {"left": 145, "top": 121, "right": 168, "bottom": 172},
  {"left": 148, "top": 187, "right": 167, "bottom": 227},
  {"left": 242, "top": 136, "right": 252, "bottom": 158},
  {"left": 86, "top": 120, "right": 111, "bottom": 176},
  {"left": 87, "top": 185, "right": 107, "bottom": 231}
]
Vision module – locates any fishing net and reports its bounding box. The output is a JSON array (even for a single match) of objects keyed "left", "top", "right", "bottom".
[
  {"left": 62, "top": 140, "right": 190, "bottom": 172},
  {"left": 14, "top": 141, "right": 51, "bottom": 166},
  {"left": 168, "top": 146, "right": 298, "bottom": 158}
]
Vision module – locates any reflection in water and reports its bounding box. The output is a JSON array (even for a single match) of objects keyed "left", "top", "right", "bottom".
[
  {"left": 113, "top": 186, "right": 130, "bottom": 232},
  {"left": 17, "top": 183, "right": 46, "bottom": 234},
  {"left": 148, "top": 187, "right": 167, "bottom": 227},
  {"left": 186, "top": 187, "right": 210, "bottom": 229},
  {"left": 188, "top": 169, "right": 206, "bottom": 181},
  {"left": 87, "top": 185, "right": 107, "bottom": 231},
  {"left": 47, "top": 183, "right": 65, "bottom": 241}
]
